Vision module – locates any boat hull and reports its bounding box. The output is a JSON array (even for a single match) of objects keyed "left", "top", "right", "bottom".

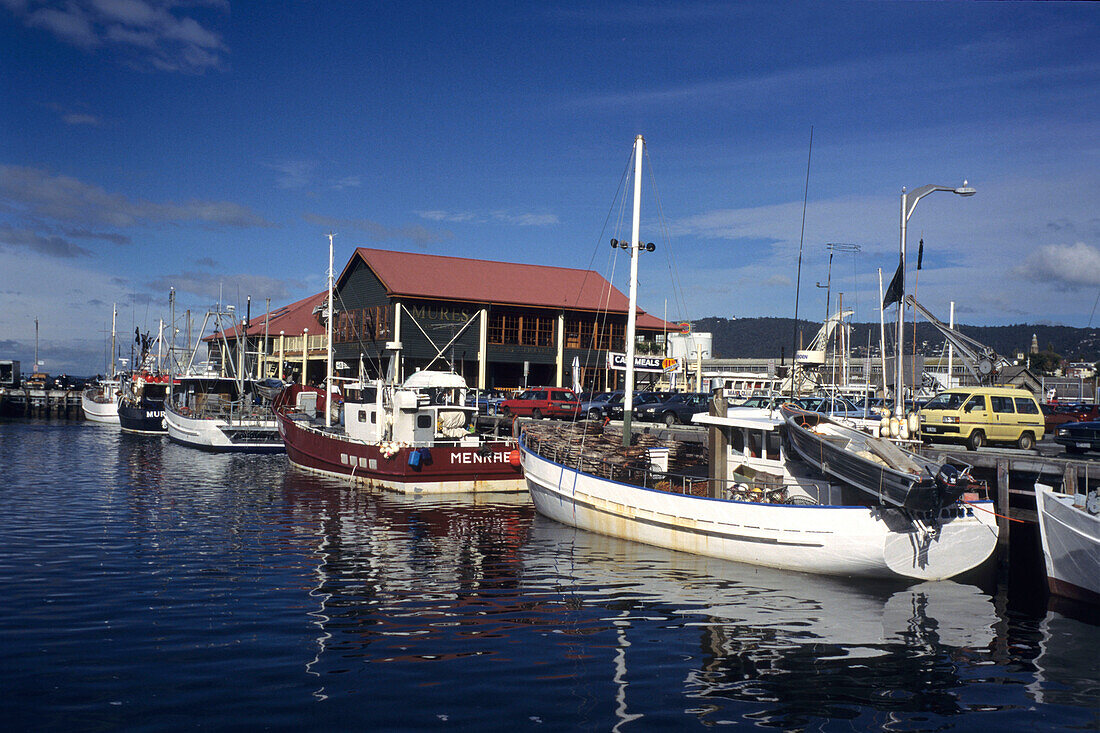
[
  {"left": 277, "top": 411, "right": 525, "bottom": 494},
  {"left": 519, "top": 434, "right": 997, "bottom": 581},
  {"left": 81, "top": 387, "right": 119, "bottom": 424},
  {"left": 1035, "top": 483, "right": 1100, "bottom": 604},
  {"left": 118, "top": 402, "right": 166, "bottom": 434},
  {"left": 165, "top": 406, "right": 284, "bottom": 452}
]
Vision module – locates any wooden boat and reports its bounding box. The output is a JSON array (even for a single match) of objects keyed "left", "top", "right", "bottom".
[
  {"left": 1034, "top": 483, "right": 1100, "bottom": 604},
  {"left": 517, "top": 136, "right": 997, "bottom": 581},
  {"left": 165, "top": 375, "right": 287, "bottom": 452},
  {"left": 277, "top": 375, "right": 524, "bottom": 494},
  {"left": 782, "top": 405, "right": 973, "bottom": 512},
  {"left": 520, "top": 412, "right": 998, "bottom": 581},
  {"left": 275, "top": 234, "right": 523, "bottom": 494},
  {"left": 81, "top": 378, "right": 120, "bottom": 423}
]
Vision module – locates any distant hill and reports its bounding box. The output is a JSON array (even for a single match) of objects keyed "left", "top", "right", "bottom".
[{"left": 693, "top": 316, "right": 1100, "bottom": 363}]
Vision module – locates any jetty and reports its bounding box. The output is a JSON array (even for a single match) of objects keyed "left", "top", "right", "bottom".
[{"left": 0, "top": 387, "right": 84, "bottom": 419}]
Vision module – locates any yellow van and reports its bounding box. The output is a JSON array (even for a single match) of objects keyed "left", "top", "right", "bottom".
[{"left": 919, "top": 386, "right": 1044, "bottom": 450}]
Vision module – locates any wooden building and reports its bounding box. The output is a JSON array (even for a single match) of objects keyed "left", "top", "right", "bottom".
[
  {"left": 330, "top": 248, "right": 673, "bottom": 391},
  {"left": 209, "top": 248, "right": 674, "bottom": 390}
]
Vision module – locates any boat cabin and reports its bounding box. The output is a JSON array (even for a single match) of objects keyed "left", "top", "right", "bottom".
[{"left": 342, "top": 371, "right": 479, "bottom": 447}]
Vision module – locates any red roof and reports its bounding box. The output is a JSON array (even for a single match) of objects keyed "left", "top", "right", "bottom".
[
  {"left": 344, "top": 248, "right": 675, "bottom": 330},
  {"left": 206, "top": 291, "right": 326, "bottom": 341}
]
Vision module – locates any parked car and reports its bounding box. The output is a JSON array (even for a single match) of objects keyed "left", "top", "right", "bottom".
[
  {"left": 497, "top": 387, "right": 581, "bottom": 419},
  {"left": 1042, "top": 402, "right": 1100, "bottom": 432},
  {"left": 1052, "top": 419, "right": 1100, "bottom": 454},
  {"left": 578, "top": 391, "right": 622, "bottom": 420},
  {"left": 606, "top": 391, "right": 673, "bottom": 420},
  {"left": 798, "top": 396, "right": 874, "bottom": 420},
  {"left": 636, "top": 392, "right": 711, "bottom": 426},
  {"left": 918, "top": 386, "right": 1044, "bottom": 450},
  {"left": 733, "top": 395, "right": 778, "bottom": 409}
]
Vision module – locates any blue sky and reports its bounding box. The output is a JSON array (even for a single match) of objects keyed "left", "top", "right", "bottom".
[{"left": 1, "top": 0, "right": 1098, "bottom": 375}]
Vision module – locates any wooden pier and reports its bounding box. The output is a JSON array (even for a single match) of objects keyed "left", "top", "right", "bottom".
[
  {"left": 905, "top": 445, "right": 1096, "bottom": 559},
  {"left": 0, "top": 387, "right": 84, "bottom": 419}
]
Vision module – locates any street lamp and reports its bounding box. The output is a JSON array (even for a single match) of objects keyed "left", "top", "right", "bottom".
[{"left": 894, "top": 182, "right": 975, "bottom": 417}]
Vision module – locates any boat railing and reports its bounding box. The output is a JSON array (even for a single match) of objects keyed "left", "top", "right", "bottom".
[
  {"left": 169, "top": 392, "right": 275, "bottom": 423},
  {"left": 520, "top": 425, "right": 808, "bottom": 505}
]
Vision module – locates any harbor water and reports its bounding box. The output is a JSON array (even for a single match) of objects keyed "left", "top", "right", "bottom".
[{"left": 1, "top": 420, "right": 1096, "bottom": 731}]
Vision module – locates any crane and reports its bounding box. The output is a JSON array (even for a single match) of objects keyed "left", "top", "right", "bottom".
[{"left": 904, "top": 295, "right": 1010, "bottom": 386}]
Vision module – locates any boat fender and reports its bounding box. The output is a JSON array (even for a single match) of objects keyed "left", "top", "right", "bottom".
[
  {"left": 907, "top": 413, "right": 920, "bottom": 434},
  {"left": 889, "top": 418, "right": 900, "bottom": 438},
  {"left": 509, "top": 449, "right": 521, "bottom": 466},
  {"left": 899, "top": 422, "right": 909, "bottom": 440},
  {"left": 880, "top": 416, "right": 890, "bottom": 434}
]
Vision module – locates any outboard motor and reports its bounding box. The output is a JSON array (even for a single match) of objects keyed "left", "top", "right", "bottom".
[{"left": 934, "top": 463, "right": 966, "bottom": 507}]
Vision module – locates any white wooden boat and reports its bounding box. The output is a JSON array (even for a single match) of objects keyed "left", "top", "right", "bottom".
[
  {"left": 165, "top": 376, "right": 285, "bottom": 452},
  {"left": 81, "top": 378, "right": 120, "bottom": 423},
  {"left": 518, "top": 135, "right": 996, "bottom": 581},
  {"left": 1034, "top": 483, "right": 1100, "bottom": 604},
  {"left": 520, "top": 413, "right": 998, "bottom": 581}
]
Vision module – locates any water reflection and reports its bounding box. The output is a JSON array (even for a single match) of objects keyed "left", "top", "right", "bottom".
[
  {"left": 525, "top": 521, "right": 1004, "bottom": 729},
  {"left": 1, "top": 421, "right": 1096, "bottom": 731}
]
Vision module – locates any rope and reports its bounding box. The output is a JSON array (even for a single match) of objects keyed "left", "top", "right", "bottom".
[{"left": 962, "top": 498, "right": 1027, "bottom": 524}]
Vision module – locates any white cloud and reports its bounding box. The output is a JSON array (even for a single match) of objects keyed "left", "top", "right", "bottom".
[
  {"left": 1018, "top": 242, "right": 1100, "bottom": 289},
  {"left": 2, "top": 0, "right": 228, "bottom": 73},
  {"left": 415, "top": 209, "right": 559, "bottom": 226}
]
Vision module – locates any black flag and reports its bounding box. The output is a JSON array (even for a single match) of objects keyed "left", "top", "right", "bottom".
[
  {"left": 883, "top": 258, "right": 904, "bottom": 308},
  {"left": 916, "top": 238, "right": 924, "bottom": 270}
]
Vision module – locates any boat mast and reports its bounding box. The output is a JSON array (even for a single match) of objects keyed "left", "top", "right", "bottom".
[
  {"left": 33, "top": 317, "right": 39, "bottom": 374},
  {"left": 621, "top": 135, "right": 644, "bottom": 447},
  {"left": 878, "top": 269, "right": 887, "bottom": 401},
  {"left": 325, "top": 232, "right": 335, "bottom": 428},
  {"left": 110, "top": 303, "right": 117, "bottom": 378}
]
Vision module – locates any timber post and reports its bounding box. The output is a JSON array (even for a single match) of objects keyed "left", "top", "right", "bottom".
[
  {"left": 996, "top": 458, "right": 1010, "bottom": 555},
  {"left": 708, "top": 389, "right": 728, "bottom": 499}
]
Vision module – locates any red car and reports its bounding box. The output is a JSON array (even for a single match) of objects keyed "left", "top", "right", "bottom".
[
  {"left": 498, "top": 387, "right": 581, "bottom": 419},
  {"left": 1042, "top": 403, "right": 1100, "bottom": 432}
]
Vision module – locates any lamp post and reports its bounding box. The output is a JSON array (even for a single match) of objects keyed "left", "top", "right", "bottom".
[{"left": 894, "top": 182, "right": 975, "bottom": 417}]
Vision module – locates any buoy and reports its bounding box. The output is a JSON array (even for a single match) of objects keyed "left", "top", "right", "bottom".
[
  {"left": 889, "top": 418, "right": 900, "bottom": 438},
  {"left": 899, "top": 423, "right": 909, "bottom": 440},
  {"left": 508, "top": 449, "right": 521, "bottom": 466},
  {"left": 907, "top": 413, "right": 920, "bottom": 434}
]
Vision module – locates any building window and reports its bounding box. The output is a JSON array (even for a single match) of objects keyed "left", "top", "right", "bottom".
[
  {"left": 488, "top": 312, "right": 555, "bottom": 347},
  {"left": 565, "top": 317, "right": 624, "bottom": 351},
  {"left": 335, "top": 306, "right": 392, "bottom": 344}
]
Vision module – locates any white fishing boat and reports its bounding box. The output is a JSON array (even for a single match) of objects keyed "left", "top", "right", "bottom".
[
  {"left": 1034, "top": 483, "right": 1100, "bottom": 604},
  {"left": 517, "top": 135, "right": 998, "bottom": 581},
  {"left": 82, "top": 303, "right": 122, "bottom": 423},
  {"left": 165, "top": 375, "right": 287, "bottom": 452},
  {"left": 164, "top": 304, "right": 288, "bottom": 452},
  {"left": 81, "top": 377, "right": 121, "bottom": 423}
]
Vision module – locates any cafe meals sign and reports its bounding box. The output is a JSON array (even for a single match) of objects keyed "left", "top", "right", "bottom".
[{"left": 606, "top": 352, "right": 668, "bottom": 373}]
